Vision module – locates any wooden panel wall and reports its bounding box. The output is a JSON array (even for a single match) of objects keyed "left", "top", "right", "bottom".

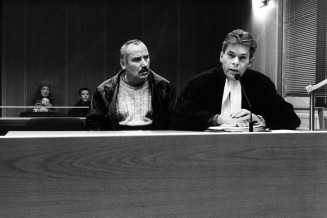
[
  {"left": 25, "top": 0, "right": 66, "bottom": 105},
  {"left": 1, "top": 0, "right": 252, "bottom": 117}
]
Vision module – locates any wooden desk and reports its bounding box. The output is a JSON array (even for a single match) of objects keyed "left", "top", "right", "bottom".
[{"left": 1, "top": 131, "right": 327, "bottom": 217}]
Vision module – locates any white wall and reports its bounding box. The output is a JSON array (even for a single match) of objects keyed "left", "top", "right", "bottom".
[{"left": 248, "top": 0, "right": 310, "bottom": 109}]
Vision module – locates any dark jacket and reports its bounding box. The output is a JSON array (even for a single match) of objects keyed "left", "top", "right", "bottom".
[
  {"left": 171, "top": 67, "right": 301, "bottom": 130},
  {"left": 68, "top": 100, "right": 90, "bottom": 117},
  {"left": 86, "top": 69, "right": 176, "bottom": 130}
]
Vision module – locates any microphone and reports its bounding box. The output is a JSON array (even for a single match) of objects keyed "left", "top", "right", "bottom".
[
  {"left": 234, "top": 74, "right": 254, "bottom": 132},
  {"left": 234, "top": 74, "right": 241, "bottom": 81}
]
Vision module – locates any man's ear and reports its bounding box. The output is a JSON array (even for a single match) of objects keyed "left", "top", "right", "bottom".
[
  {"left": 248, "top": 57, "right": 254, "bottom": 67},
  {"left": 120, "top": 59, "right": 126, "bottom": 69},
  {"left": 219, "top": 51, "right": 224, "bottom": 63}
]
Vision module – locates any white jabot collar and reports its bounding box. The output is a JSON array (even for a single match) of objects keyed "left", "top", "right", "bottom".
[{"left": 221, "top": 78, "right": 242, "bottom": 115}]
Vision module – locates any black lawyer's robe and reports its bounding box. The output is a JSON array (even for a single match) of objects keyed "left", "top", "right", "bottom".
[{"left": 171, "top": 67, "right": 301, "bottom": 131}]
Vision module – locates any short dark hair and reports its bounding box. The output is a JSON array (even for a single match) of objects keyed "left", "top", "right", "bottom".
[
  {"left": 222, "top": 29, "right": 257, "bottom": 59},
  {"left": 79, "top": 87, "right": 90, "bottom": 96}
]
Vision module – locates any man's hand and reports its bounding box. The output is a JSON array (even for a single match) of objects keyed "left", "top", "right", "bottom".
[
  {"left": 217, "top": 109, "right": 261, "bottom": 127},
  {"left": 217, "top": 114, "right": 246, "bottom": 127}
]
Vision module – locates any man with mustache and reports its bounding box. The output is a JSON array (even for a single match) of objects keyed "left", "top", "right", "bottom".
[
  {"left": 86, "top": 39, "right": 176, "bottom": 130},
  {"left": 172, "top": 29, "right": 300, "bottom": 131}
]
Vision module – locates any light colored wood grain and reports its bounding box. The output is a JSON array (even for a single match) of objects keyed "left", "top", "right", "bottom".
[{"left": 1, "top": 132, "right": 327, "bottom": 217}]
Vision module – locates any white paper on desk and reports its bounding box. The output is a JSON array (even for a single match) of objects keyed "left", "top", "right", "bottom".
[{"left": 207, "top": 124, "right": 265, "bottom": 132}]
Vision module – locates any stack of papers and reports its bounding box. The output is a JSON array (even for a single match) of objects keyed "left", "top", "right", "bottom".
[{"left": 207, "top": 124, "right": 267, "bottom": 132}]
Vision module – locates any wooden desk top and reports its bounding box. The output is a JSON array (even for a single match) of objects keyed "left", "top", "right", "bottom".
[
  {"left": 1, "top": 131, "right": 327, "bottom": 217},
  {"left": 2, "top": 130, "right": 284, "bottom": 137}
]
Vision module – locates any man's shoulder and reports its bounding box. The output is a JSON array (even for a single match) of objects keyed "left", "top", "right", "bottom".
[
  {"left": 150, "top": 71, "right": 176, "bottom": 98},
  {"left": 73, "top": 101, "right": 83, "bottom": 106},
  {"left": 245, "top": 68, "right": 265, "bottom": 76},
  {"left": 190, "top": 67, "right": 223, "bottom": 85},
  {"left": 97, "top": 74, "right": 120, "bottom": 92},
  {"left": 243, "top": 69, "right": 272, "bottom": 83},
  {"left": 193, "top": 68, "right": 220, "bottom": 78},
  {"left": 151, "top": 70, "right": 171, "bottom": 85}
]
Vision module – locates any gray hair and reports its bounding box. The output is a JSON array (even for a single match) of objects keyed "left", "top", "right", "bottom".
[{"left": 120, "top": 39, "right": 144, "bottom": 63}]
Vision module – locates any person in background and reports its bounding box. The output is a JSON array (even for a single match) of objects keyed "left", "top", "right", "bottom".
[
  {"left": 171, "top": 29, "right": 301, "bottom": 131},
  {"left": 31, "top": 84, "right": 55, "bottom": 112},
  {"left": 68, "top": 87, "right": 91, "bottom": 117},
  {"left": 86, "top": 39, "right": 176, "bottom": 130}
]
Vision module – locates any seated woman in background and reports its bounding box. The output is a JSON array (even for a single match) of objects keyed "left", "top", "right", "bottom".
[
  {"left": 31, "top": 84, "right": 55, "bottom": 112},
  {"left": 68, "top": 87, "right": 91, "bottom": 117}
]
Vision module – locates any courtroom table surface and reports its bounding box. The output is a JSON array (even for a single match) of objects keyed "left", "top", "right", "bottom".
[
  {"left": 1, "top": 130, "right": 327, "bottom": 217},
  {"left": 0, "top": 128, "right": 310, "bottom": 138}
]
